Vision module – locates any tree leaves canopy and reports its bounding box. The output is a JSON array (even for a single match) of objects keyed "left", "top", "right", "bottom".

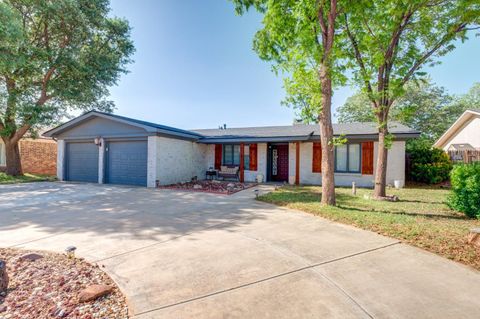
[
  {"left": 343, "top": 0, "right": 479, "bottom": 110},
  {"left": 0, "top": 0, "right": 134, "bottom": 137},
  {"left": 336, "top": 79, "right": 480, "bottom": 141}
]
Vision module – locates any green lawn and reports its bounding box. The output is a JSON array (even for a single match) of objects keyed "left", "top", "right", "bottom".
[
  {"left": 0, "top": 172, "right": 56, "bottom": 184},
  {"left": 259, "top": 186, "right": 480, "bottom": 270}
]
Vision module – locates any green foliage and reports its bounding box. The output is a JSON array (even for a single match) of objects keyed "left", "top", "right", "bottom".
[
  {"left": 337, "top": 79, "right": 476, "bottom": 141},
  {"left": 330, "top": 134, "right": 347, "bottom": 146},
  {"left": 0, "top": 0, "right": 134, "bottom": 137},
  {"left": 336, "top": 92, "right": 375, "bottom": 123},
  {"left": 231, "top": 0, "right": 347, "bottom": 120},
  {"left": 448, "top": 163, "right": 480, "bottom": 219},
  {"left": 407, "top": 141, "right": 453, "bottom": 184},
  {"left": 344, "top": 0, "right": 479, "bottom": 108}
]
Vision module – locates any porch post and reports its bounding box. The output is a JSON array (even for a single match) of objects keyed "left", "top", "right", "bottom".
[
  {"left": 295, "top": 142, "right": 300, "bottom": 185},
  {"left": 98, "top": 138, "right": 105, "bottom": 184},
  {"left": 240, "top": 143, "right": 244, "bottom": 182}
]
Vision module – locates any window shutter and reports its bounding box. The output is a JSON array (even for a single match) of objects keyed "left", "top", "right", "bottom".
[
  {"left": 249, "top": 144, "right": 257, "bottom": 171},
  {"left": 361, "top": 141, "right": 374, "bottom": 175},
  {"left": 312, "top": 142, "right": 322, "bottom": 173},
  {"left": 215, "top": 144, "right": 222, "bottom": 169}
]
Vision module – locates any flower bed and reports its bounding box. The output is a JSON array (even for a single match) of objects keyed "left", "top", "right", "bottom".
[
  {"left": 0, "top": 248, "right": 128, "bottom": 318},
  {"left": 158, "top": 180, "right": 257, "bottom": 195}
]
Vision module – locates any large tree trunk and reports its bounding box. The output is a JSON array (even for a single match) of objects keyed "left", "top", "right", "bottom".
[
  {"left": 3, "top": 138, "right": 23, "bottom": 176},
  {"left": 319, "top": 66, "right": 336, "bottom": 206},
  {"left": 374, "top": 126, "right": 388, "bottom": 198}
]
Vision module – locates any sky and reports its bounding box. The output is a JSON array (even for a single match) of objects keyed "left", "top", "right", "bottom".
[{"left": 108, "top": 0, "right": 480, "bottom": 130}]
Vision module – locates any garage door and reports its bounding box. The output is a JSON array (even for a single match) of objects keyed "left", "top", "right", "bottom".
[
  {"left": 105, "top": 140, "right": 148, "bottom": 186},
  {"left": 66, "top": 142, "right": 99, "bottom": 183}
]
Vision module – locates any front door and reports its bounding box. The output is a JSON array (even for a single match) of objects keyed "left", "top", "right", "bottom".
[{"left": 270, "top": 144, "right": 289, "bottom": 182}]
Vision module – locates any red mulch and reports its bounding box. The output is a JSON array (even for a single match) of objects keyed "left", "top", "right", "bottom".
[
  {"left": 0, "top": 248, "right": 128, "bottom": 318},
  {"left": 157, "top": 180, "right": 257, "bottom": 195}
]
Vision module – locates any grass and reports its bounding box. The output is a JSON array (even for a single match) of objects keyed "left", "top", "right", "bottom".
[
  {"left": 259, "top": 185, "right": 480, "bottom": 270},
  {"left": 0, "top": 172, "right": 56, "bottom": 184}
]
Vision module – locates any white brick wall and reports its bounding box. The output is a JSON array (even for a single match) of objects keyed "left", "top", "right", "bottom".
[
  {"left": 298, "top": 141, "right": 405, "bottom": 188},
  {"left": 147, "top": 136, "right": 159, "bottom": 187},
  {"left": 57, "top": 140, "right": 65, "bottom": 181},
  {"left": 155, "top": 136, "right": 208, "bottom": 185},
  {"left": 244, "top": 143, "right": 267, "bottom": 182}
]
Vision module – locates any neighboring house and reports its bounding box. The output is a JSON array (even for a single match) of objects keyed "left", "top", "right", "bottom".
[
  {"left": 43, "top": 111, "right": 419, "bottom": 188},
  {"left": 0, "top": 137, "right": 57, "bottom": 175},
  {"left": 434, "top": 109, "right": 480, "bottom": 151}
]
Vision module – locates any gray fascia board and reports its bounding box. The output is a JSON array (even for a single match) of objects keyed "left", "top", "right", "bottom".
[{"left": 155, "top": 130, "right": 200, "bottom": 141}]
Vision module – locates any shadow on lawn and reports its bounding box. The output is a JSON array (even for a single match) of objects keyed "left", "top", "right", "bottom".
[{"left": 336, "top": 205, "right": 468, "bottom": 220}]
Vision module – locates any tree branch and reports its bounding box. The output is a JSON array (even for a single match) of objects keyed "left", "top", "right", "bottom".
[
  {"left": 401, "top": 23, "right": 467, "bottom": 86},
  {"left": 344, "top": 14, "right": 377, "bottom": 108}
]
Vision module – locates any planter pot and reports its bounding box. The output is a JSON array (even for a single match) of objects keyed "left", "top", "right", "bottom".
[
  {"left": 394, "top": 180, "right": 404, "bottom": 189},
  {"left": 256, "top": 174, "right": 264, "bottom": 183}
]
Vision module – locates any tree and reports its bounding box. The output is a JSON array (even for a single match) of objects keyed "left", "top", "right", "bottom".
[
  {"left": 231, "top": 0, "right": 345, "bottom": 205},
  {"left": 336, "top": 79, "right": 473, "bottom": 141},
  {"left": 0, "top": 0, "right": 134, "bottom": 175},
  {"left": 343, "top": 0, "right": 479, "bottom": 198}
]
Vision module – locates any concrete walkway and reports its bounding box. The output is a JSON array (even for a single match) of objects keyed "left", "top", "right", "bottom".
[{"left": 1, "top": 182, "right": 479, "bottom": 318}]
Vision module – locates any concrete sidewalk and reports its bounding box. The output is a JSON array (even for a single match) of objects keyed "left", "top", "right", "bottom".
[{"left": 1, "top": 182, "right": 479, "bottom": 318}]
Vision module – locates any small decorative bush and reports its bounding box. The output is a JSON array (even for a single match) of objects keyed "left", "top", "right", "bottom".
[
  {"left": 408, "top": 143, "right": 452, "bottom": 184},
  {"left": 448, "top": 163, "right": 480, "bottom": 219}
]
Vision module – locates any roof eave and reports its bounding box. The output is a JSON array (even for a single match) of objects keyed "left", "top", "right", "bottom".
[{"left": 433, "top": 110, "right": 479, "bottom": 148}]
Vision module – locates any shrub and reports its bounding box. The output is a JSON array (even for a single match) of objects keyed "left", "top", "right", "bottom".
[
  {"left": 407, "top": 142, "right": 453, "bottom": 184},
  {"left": 448, "top": 163, "right": 480, "bottom": 219}
]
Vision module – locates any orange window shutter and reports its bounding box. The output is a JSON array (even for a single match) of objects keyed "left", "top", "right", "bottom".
[
  {"left": 215, "top": 144, "right": 222, "bottom": 170},
  {"left": 312, "top": 142, "right": 322, "bottom": 173},
  {"left": 361, "top": 141, "right": 374, "bottom": 175},
  {"left": 249, "top": 144, "right": 257, "bottom": 171}
]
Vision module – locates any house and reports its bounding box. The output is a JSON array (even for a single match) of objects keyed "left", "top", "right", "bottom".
[
  {"left": 0, "top": 137, "right": 57, "bottom": 175},
  {"left": 43, "top": 111, "right": 419, "bottom": 188},
  {"left": 434, "top": 109, "right": 480, "bottom": 151}
]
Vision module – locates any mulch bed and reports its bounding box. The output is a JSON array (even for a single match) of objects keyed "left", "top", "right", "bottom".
[
  {"left": 0, "top": 248, "right": 128, "bottom": 319},
  {"left": 158, "top": 180, "right": 257, "bottom": 195}
]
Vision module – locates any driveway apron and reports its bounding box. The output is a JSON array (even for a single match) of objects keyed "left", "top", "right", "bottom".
[{"left": 1, "top": 182, "right": 479, "bottom": 318}]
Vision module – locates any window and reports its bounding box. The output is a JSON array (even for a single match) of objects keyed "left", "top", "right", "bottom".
[
  {"left": 222, "top": 144, "right": 250, "bottom": 169},
  {"left": 335, "top": 143, "right": 361, "bottom": 173},
  {"left": 0, "top": 143, "right": 4, "bottom": 166},
  {"left": 223, "top": 144, "right": 240, "bottom": 165},
  {"left": 243, "top": 144, "right": 250, "bottom": 170}
]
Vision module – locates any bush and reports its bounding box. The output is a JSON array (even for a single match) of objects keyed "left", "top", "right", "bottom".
[
  {"left": 448, "top": 163, "right": 480, "bottom": 219},
  {"left": 407, "top": 142, "right": 453, "bottom": 184}
]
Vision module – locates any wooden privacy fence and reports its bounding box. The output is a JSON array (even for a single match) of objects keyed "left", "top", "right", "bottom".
[{"left": 447, "top": 150, "right": 480, "bottom": 164}]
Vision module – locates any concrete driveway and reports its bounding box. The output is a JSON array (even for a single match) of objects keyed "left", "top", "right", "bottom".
[{"left": 1, "top": 182, "right": 480, "bottom": 318}]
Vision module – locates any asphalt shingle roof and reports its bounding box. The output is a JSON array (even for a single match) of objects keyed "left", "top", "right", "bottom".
[{"left": 192, "top": 122, "right": 418, "bottom": 139}]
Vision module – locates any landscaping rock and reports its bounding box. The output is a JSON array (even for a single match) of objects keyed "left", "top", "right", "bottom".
[
  {"left": 18, "top": 253, "right": 43, "bottom": 262},
  {"left": 193, "top": 184, "right": 203, "bottom": 189},
  {"left": 468, "top": 228, "right": 480, "bottom": 248},
  {"left": 0, "top": 260, "right": 8, "bottom": 293},
  {"left": 78, "top": 284, "right": 113, "bottom": 303}
]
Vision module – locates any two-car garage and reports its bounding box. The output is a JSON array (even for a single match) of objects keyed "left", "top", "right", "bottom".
[
  {"left": 65, "top": 140, "right": 147, "bottom": 186},
  {"left": 44, "top": 111, "right": 205, "bottom": 188}
]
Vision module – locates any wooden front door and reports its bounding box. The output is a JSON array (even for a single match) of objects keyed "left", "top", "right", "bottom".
[{"left": 271, "top": 144, "right": 289, "bottom": 182}]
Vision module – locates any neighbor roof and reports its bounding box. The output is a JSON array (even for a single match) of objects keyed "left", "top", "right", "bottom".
[
  {"left": 449, "top": 143, "right": 475, "bottom": 151},
  {"left": 434, "top": 109, "right": 480, "bottom": 148},
  {"left": 44, "top": 111, "right": 420, "bottom": 142}
]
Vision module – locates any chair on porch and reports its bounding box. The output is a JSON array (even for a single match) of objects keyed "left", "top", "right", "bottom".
[{"left": 218, "top": 165, "right": 240, "bottom": 181}]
